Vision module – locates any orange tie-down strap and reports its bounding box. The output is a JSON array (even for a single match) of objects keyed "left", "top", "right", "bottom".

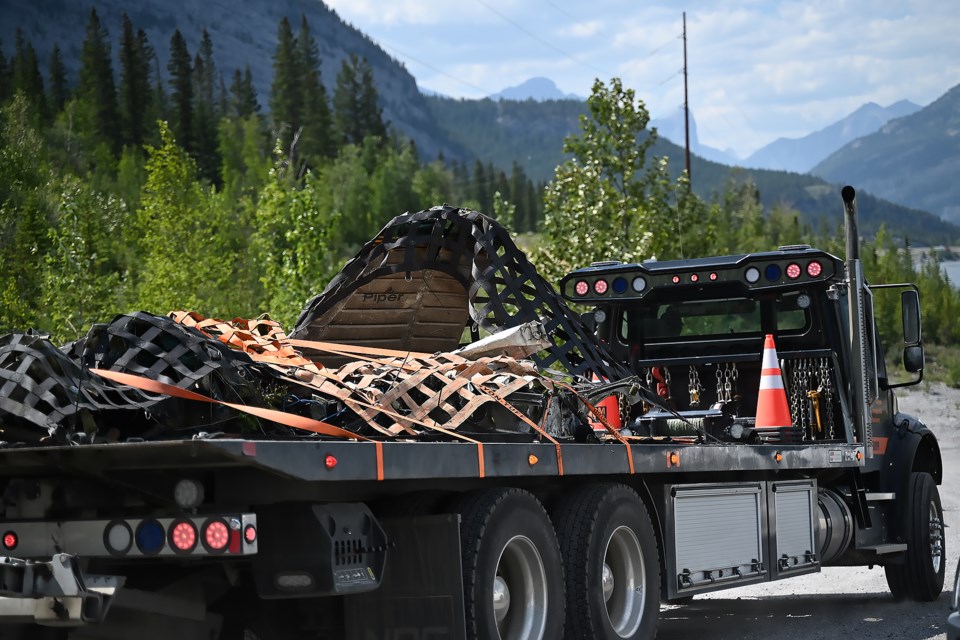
[
  {"left": 557, "top": 381, "right": 634, "bottom": 475},
  {"left": 89, "top": 368, "right": 385, "bottom": 481}
]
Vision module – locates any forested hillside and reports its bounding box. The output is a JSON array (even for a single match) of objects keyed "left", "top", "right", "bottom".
[
  {"left": 0, "top": 0, "right": 469, "bottom": 161},
  {"left": 2, "top": 6, "right": 959, "bottom": 357},
  {"left": 0, "top": 9, "right": 543, "bottom": 340},
  {"left": 427, "top": 96, "right": 958, "bottom": 244},
  {"left": 812, "top": 83, "right": 960, "bottom": 224}
]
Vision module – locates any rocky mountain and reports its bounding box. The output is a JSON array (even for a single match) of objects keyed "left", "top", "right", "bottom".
[
  {"left": 810, "top": 84, "right": 960, "bottom": 224},
  {"left": 0, "top": 0, "right": 469, "bottom": 161},
  {"left": 649, "top": 108, "right": 740, "bottom": 166},
  {"left": 488, "top": 77, "right": 582, "bottom": 101},
  {"left": 744, "top": 100, "right": 921, "bottom": 173}
]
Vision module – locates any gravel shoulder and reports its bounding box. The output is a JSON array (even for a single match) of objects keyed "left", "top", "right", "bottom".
[{"left": 657, "top": 381, "right": 960, "bottom": 640}]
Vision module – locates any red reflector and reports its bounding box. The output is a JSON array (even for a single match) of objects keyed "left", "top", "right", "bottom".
[
  {"left": 709, "top": 272, "right": 718, "bottom": 281},
  {"left": 170, "top": 521, "right": 197, "bottom": 552},
  {"left": 2, "top": 531, "right": 17, "bottom": 550},
  {"left": 229, "top": 528, "right": 241, "bottom": 554},
  {"left": 593, "top": 279, "right": 608, "bottom": 295},
  {"left": 671, "top": 275, "right": 680, "bottom": 284},
  {"left": 204, "top": 520, "right": 230, "bottom": 551},
  {"left": 574, "top": 280, "right": 589, "bottom": 296},
  {"left": 244, "top": 524, "right": 257, "bottom": 544},
  {"left": 325, "top": 454, "right": 338, "bottom": 469},
  {"left": 807, "top": 261, "right": 822, "bottom": 277},
  {"left": 690, "top": 273, "right": 699, "bottom": 282},
  {"left": 786, "top": 263, "right": 802, "bottom": 279}
]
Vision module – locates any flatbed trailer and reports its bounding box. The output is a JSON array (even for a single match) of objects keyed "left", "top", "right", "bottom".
[{"left": 0, "top": 188, "right": 944, "bottom": 640}]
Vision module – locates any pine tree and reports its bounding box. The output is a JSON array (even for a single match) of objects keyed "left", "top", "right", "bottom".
[
  {"left": 48, "top": 44, "right": 68, "bottom": 114},
  {"left": 77, "top": 9, "right": 120, "bottom": 152},
  {"left": 230, "top": 65, "right": 260, "bottom": 118},
  {"left": 192, "top": 30, "right": 220, "bottom": 182},
  {"left": 355, "top": 56, "right": 386, "bottom": 140},
  {"left": 269, "top": 17, "right": 301, "bottom": 154},
  {"left": 118, "top": 14, "right": 153, "bottom": 147},
  {"left": 167, "top": 29, "right": 193, "bottom": 152},
  {"left": 0, "top": 39, "right": 9, "bottom": 103},
  {"left": 333, "top": 54, "right": 385, "bottom": 146},
  {"left": 12, "top": 29, "right": 46, "bottom": 123},
  {"left": 297, "top": 15, "right": 333, "bottom": 160}
]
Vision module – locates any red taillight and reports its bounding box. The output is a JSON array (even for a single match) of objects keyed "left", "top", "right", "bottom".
[
  {"left": 709, "top": 272, "right": 718, "bottom": 281},
  {"left": 204, "top": 520, "right": 230, "bottom": 551},
  {"left": 671, "top": 275, "right": 680, "bottom": 284},
  {"left": 244, "top": 524, "right": 257, "bottom": 544},
  {"left": 593, "top": 279, "right": 608, "bottom": 295},
  {"left": 2, "top": 531, "right": 17, "bottom": 550},
  {"left": 574, "top": 280, "right": 589, "bottom": 296},
  {"left": 325, "top": 454, "right": 338, "bottom": 469},
  {"left": 690, "top": 273, "right": 699, "bottom": 282},
  {"left": 170, "top": 520, "right": 198, "bottom": 552},
  {"left": 786, "top": 263, "right": 801, "bottom": 279},
  {"left": 807, "top": 261, "right": 822, "bottom": 277}
]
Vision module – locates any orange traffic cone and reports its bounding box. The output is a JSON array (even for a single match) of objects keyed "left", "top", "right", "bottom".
[{"left": 755, "top": 334, "right": 792, "bottom": 428}]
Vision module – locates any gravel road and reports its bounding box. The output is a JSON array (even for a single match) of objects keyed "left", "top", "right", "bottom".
[{"left": 657, "top": 381, "right": 960, "bottom": 640}]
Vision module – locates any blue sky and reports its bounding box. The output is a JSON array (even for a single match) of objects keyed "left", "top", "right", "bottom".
[{"left": 324, "top": 0, "right": 960, "bottom": 157}]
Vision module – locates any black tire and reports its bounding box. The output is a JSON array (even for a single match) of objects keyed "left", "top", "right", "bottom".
[
  {"left": 884, "top": 471, "right": 946, "bottom": 601},
  {"left": 551, "top": 484, "right": 660, "bottom": 640},
  {"left": 452, "top": 488, "right": 565, "bottom": 640}
]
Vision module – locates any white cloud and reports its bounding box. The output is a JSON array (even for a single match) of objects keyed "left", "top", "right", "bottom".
[{"left": 556, "top": 20, "right": 603, "bottom": 38}]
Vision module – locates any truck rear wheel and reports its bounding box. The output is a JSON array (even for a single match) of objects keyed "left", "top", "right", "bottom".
[
  {"left": 552, "top": 484, "right": 660, "bottom": 640},
  {"left": 884, "top": 471, "right": 945, "bottom": 601},
  {"left": 452, "top": 488, "right": 565, "bottom": 640}
]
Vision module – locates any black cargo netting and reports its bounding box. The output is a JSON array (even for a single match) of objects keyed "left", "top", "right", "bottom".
[
  {"left": 293, "top": 205, "right": 629, "bottom": 381},
  {"left": 0, "top": 313, "right": 275, "bottom": 445}
]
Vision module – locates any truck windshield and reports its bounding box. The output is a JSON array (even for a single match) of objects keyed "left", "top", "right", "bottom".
[{"left": 620, "top": 291, "right": 809, "bottom": 342}]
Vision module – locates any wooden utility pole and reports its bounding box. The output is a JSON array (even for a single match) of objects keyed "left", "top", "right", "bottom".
[{"left": 683, "top": 11, "right": 691, "bottom": 183}]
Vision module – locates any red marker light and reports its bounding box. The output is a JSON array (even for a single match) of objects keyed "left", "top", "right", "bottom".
[
  {"left": 672, "top": 275, "right": 680, "bottom": 284},
  {"left": 807, "top": 261, "right": 822, "bottom": 277},
  {"left": 170, "top": 521, "right": 197, "bottom": 552},
  {"left": 244, "top": 524, "right": 258, "bottom": 544},
  {"left": 2, "top": 531, "right": 17, "bottom": 550},
  {"left": 593, "top": 279, "right": 608, "bottom": 295},
  {"left": 690, "top": 273, "right": 699, "bottom": 282},
  {"left": 574, "top": 280, "right": 589, "bottom": 296},
  {"left": 786, "top": 263, "right": 802, "bottom": 279},
  {"left": 325, "top": 455, "right": 338, "bottom": 469},
  {"left": 204, "top": 520, "right": 230, "bottom": 551},
  {"left": 709, "top": 272, "right": 718, "bottom": 281}
]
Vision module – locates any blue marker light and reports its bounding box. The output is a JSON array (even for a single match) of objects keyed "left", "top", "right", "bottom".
[
  {"left": 612, "top": 277, "right": 628, "bottom": 294},
  {"left": 764, "top": 264, "right": 782, "bottom": 282},
  {"left": 136, "top": 520, "right": 165, "bottom": 554}
]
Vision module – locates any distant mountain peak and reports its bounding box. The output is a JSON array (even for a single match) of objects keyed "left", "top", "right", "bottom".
[
  {"left": 743, "top": 99, "right": 923, "bottom": 173},
  {"left": 488, "top": 77, "right": 582, "bottom": 102}
]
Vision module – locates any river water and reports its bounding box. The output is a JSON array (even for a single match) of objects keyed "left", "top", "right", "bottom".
[{"left": 941, "top": 260, "right": 960, "bottom": 287}]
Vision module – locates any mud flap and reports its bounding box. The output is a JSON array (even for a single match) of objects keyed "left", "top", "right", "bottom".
[{"left": 344, "top": 514, "right": 466, "bottom": 640}]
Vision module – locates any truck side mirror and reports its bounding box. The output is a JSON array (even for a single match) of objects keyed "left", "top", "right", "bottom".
[
  {"left": 901, "top": 290, "right": 921, "bottom": 344},
  {"left": 903, "top": 345, "right": 924, "bottom": 373}
]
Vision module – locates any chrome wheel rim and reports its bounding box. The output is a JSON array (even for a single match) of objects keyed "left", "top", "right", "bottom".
[
  {"left": 602, "top": 525, "right": 645, "bottom": 637},
  {"left": 929, "top": 502, "right": 943, "bottom": 574},
  {"left": 493, "top": 535, "right": 548, "bottom": 640}
]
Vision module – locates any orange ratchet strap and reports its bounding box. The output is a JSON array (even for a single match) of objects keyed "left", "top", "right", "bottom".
[
  {"left": 90, "top": 369, "right": 367, "bottom": 441},
  {"left": 558, "top": 381, "right": 634, "bottom": 475},
  {"left": 476, "top": 383, "right": 564, "bottom": 476}
]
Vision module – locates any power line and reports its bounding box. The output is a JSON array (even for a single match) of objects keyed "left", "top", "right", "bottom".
[
  {"left": 474, "top": 0, "right": 608, "bottom": 77},
  {"left": 370, "top": 37, "right": 496, "bottom": 97}
]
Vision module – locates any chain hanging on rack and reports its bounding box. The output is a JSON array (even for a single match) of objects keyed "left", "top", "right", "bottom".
[
  {"left": 819, "top": 357, "right": 835, "bottom": 439},
  {"left": 688, "top": 365, "right": 703, "bottom": 407}
]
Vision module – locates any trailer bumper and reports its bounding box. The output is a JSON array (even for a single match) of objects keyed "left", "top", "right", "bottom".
[{"left": 0, "top": 554, "right": 123, "bottom": 625}]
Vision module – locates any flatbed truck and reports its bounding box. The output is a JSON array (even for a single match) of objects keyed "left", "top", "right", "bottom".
[{"left": 0, "top": 187, "right": 944, "bottom": 639}]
